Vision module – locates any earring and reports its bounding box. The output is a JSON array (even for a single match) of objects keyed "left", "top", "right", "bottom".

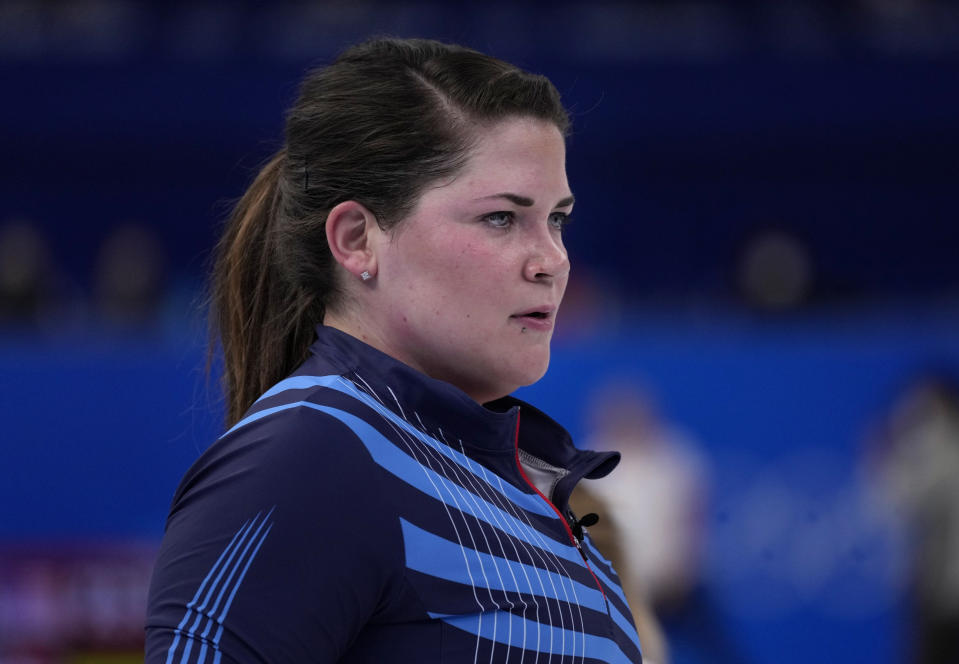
[{"left": 361, "top": 270, "right": 371, "bottom": 281}]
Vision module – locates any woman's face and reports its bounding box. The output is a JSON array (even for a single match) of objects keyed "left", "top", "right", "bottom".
[{"left": 367, "top": 116, "right": 572, "bottom": 404}]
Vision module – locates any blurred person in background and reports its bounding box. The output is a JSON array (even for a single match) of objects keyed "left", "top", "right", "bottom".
[
  {"left": 571, "top": 483, "right": 670, "bottom": 664},
  {"left": 93, "top": 222, "right": 167, "bottom": 328},
  {"left": 0, "top": 219, "right": 58, "bottom": 327},
  {"left": 145, "top": 38, "right": 643, "bottom": 663},
  {"left": 736, "top": 228, "right": 814, "bottom": 312},
  {"left": 870, "top": 373, "right": 959, "bottom": 664},
  {"left": 583, "top": 380, "right": 708, "bottom": 614},
  {"left": 582, "top": 379, "right": 750, "bottom": 664}
]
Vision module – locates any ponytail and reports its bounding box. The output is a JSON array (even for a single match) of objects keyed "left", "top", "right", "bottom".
[{"left": 210, "top": 150, "right": 327, "bottom": 425}]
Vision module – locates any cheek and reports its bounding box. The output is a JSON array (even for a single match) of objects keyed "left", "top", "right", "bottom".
[
  {"left": 435, "top": 241, "right": 502, "bottom": 289},
  {"left": 558, "top": 272, "right": 571, "bottom": 301},
  {"left": 390, "top": 229, "right": 510, "bottom": 322},
  {"left": 393, "top": 244, "right": 476, "bottom": 317}
]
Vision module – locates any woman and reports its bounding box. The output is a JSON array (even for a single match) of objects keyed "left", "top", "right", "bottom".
[{"left": 145, "top": 37, "right": 643, "bottom": 664}]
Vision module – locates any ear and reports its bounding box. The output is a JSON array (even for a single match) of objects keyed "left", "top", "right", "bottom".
[{"left": 325, "top": 200, "right": 380, "bottom": 280}]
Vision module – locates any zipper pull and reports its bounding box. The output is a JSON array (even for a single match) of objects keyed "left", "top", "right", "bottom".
[{"left": 568, "top": 512, "right": 600, "bottom": 544}]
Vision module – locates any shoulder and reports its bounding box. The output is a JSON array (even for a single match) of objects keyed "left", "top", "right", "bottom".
[
  {"left": 162, "top": 374, "right": 411, "bottom": 543},
  {"left": 153, "top": 372, "right": 410, "bottom": 599},
  {"left": 147, "top": 376, "right": 413, "bottom": 662}
]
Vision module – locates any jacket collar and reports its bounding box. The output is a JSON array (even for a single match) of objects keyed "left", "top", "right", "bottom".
[{"left": 307, "top": 325, "right": 619, "bottom": 485}]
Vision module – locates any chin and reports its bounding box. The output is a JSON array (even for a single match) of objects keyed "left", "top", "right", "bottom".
[
  {"left": 467, "top": 353, "right": 551, "bottom": 403},
  {"left": 512, "top": 359, "right": 551, "bottom": 392},
  {"left": 473, "top": 370, "right": 547, "bottom": 404}
]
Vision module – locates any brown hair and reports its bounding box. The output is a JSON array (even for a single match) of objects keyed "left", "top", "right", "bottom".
[{"left": 211, "top": 37, "right": 570, "bottom": 425}]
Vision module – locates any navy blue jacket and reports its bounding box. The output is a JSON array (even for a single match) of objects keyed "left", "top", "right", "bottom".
[{"left": 145, "top": 325, "right": 643, "bottom": 663}]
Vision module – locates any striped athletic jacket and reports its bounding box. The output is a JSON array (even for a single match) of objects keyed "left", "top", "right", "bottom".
[{"left": 145, "top": 325, "right": 643, "bottom": 663}]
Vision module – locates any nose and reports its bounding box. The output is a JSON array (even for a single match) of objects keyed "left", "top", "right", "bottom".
[{"left": 523, "top": 232, "right": 570, "bottom": 283}]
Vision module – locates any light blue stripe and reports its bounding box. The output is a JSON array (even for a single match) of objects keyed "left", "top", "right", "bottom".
[
  {"left": 222, "top": 403, "right": 296, "bottom": 437},
  {"left": 177, "top": 524, "right": 274, "bottom": 658},
  {"left": 228, "top": 400, "right": 583, "bottom": 568},
  {"left": 167, "top": 511, "right": 274, "bottom": 664},
  {"left": 603, "top": 590, "right": 641, "bottom": 654},
  {"left": 583, "top": 532, "right": 616, "bottom": 569},
  {"left": 217, "top": 522, "right": 274, "bottom": 624},
  {"left": 254, "top": 374, "right": 344, "bottom": 403},
  {"left": 178, "top": 631, "right": 195, "bottom": 663},
  {"left": 590, "top": 554, "right": 631, "bottom": 613},
  {"left": 580, "top": 540, "right": 640, "bottom": 650},
  {"left": 333, "top": 382, "right": 555, "bottom": 519},
  {"left": 165, "top": 518, "right": 251, "bottom": 664},
  {"left": 179, "top": 514, "right": 266, "bottom": 663},
  {"left": 245, "top": 373, "right": 555, "bottom": 519},
  {"left": 204, "top": 509, "right": 274, "bottom": 633},
  {"left": 443, "top": 612, "right": 636, "bottom": 664},
  {"left": 400, "top": 518, "right": 606, "bottom": 616}
]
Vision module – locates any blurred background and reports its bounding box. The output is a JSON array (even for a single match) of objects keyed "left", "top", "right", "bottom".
[{"left": 1, "top": 0, "right": 958, "bottom": 662}]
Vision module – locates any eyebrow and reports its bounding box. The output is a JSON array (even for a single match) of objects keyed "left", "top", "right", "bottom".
[{"left": 476, "top": 193, "right": 575, "bottom": 208}]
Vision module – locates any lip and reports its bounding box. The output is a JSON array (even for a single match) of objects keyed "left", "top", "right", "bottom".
[{"left": 509, "top": 306, "right": 556, "bottom": 332}]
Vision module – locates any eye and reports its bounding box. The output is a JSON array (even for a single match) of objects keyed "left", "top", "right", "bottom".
[
  {"left": 548, "top": 211, "right": 572, "bottom": 231},
  {"left": 483, "top": 211, "right": 515, "bottom": 229}
]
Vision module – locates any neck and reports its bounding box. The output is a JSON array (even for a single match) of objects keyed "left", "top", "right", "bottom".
[
  {"left": 322, "top": 311, "right": 383, "bottom": 357},
  {"left": 320, "top": 314, "right": 504, "bottom": 405}
]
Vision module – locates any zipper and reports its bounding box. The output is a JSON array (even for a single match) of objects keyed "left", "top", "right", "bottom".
[{"left": 512, "top": 412, "right": 609, "bottom": 606}]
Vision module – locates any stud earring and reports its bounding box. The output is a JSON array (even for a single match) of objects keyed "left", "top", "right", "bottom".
[{"left": 360, "top": 270, "right": 371, "bottom": 281}]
